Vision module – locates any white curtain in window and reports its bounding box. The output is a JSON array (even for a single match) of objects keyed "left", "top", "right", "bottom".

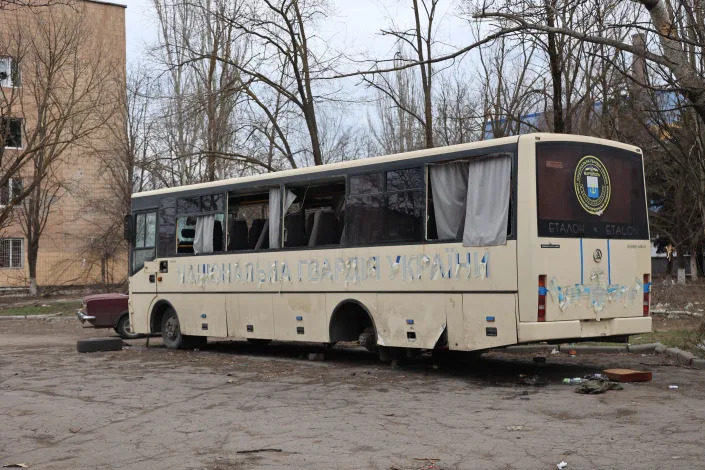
[
  {"left": 269, "top": 188, "right": 297, "bottom": 249},
  {"left": 430, "top": 162, "right": 469, "bottom": 240},
  {"left": 193, "top": 214, "right": 215, "bottom": 254},
  {"left": 463, "top": 155, "right": 512, "bottom": 246}
]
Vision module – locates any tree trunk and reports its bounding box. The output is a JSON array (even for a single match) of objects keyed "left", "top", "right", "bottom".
[
  {"left": 639, "top": 0, "right": 705, "bottom": 124},
  {"left": 677, "top": 251, "right": 686, "bottom": 284},
  {"left": 28, "top": 241, "right": 38, "bottom": 296},
  {"left": 545, "top": 0, "right": 564, "bottom": 133},
  {"left": 690, "top": 252, "right": 698, "bottom": 281}
]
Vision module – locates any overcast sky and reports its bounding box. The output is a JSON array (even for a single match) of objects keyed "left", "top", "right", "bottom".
[{"left": 121, "top": 0, "right": 470, "bottom": 69}]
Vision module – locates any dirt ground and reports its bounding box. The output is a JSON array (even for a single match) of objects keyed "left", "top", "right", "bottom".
[{"left": 1, "top": 318, "right": 704, "bottom": 470}]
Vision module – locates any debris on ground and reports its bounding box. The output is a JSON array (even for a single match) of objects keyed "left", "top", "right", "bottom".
[
  {"left": 668, "top": 385, "right": 679, "bottom": 389},
  {"left": 506, "top": 425, "right": 523, "bottom": 431},
  {"left": 583, "top": 373, "right": 604, "bottom": 381},
  {"left": 308, "top": 352, "right": 324, "bottom": 361},
  {"left": 557, "top": 461, "right": 568, "bottom": 469},
  {"left": 562, "top": 377, "right": 583, "bottom": 385},
  {"left": 603, "top": 368, "right": 652, "bottom": 382},
  {"left": 574, "top": 378, "right": 623, "bottom": 394},
  {"left": 520, "top": 374, "right": 548, "bottom": 386},
  {"left": 236, "top": 448, "right": 282, "bottom": 454},
  {"left": 3, "top": 464, "right": 29, "bottom": 469}
]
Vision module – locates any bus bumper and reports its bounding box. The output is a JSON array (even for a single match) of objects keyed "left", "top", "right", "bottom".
[{"left": 517, "top": 316, "right": 652, "bottom": 343}]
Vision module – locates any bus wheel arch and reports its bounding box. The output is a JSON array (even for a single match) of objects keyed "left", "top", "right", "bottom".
[
  {"left": 329, "top": 300, "right": 378, "bottom": 351},
  {"left": 150, "top": 300, "right": 175, "bottom": 334}
]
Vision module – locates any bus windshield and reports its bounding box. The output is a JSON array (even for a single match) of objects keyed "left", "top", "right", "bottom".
[{"left": 536, "top": 141, "right": 648, "bottom": 239}]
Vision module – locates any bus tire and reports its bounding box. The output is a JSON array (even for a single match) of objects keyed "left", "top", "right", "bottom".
[{"left": 161, "top": 308, "right": 205, "bottom": 349}]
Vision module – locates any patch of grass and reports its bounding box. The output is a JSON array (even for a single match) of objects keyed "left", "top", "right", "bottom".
[
  {"left": 0, "top": 301, "right": 82, "bottom": 317},
  {"left": 629, "top": 330, "right": 692, "bottom": 347}
]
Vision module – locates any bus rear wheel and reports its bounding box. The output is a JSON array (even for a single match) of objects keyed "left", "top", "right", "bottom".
[{"left": 161, "top": 308, "right": 206, "bottom": 349}]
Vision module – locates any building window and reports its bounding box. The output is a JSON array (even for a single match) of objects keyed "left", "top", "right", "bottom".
[
  {"left": 0, "top": 57, "right": 20, "bottom": 88},
  {"left": 0, "top": 238, "right": 23, "bottom": 268},
  {"left": 0, "top": 177, "right": 23, "bottom": 206},
  {"left": 1, "top": 118, "right": 22, "bottom": 149}
]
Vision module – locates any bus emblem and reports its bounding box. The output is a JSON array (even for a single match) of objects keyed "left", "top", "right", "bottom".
[
  {"left": 574, "top": 155, "right": 611, "bottom": 215},
  {"left": 593, "top": 249, "right": 602, "bottom": 263}
]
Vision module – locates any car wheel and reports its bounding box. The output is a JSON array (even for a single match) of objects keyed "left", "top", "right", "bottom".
[{"left": 116, "top": 314, "right": 143, "bottom": 340}]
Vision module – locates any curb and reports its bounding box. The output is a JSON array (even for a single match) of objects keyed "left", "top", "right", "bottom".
[
  {"left": 0, "top": 314, "right": 61, "bottom": 320},
  {"left": 558, "top": 344, "right": 628, "bottom": 354},
  {"left": 502, "top": 345, "right": 556, "bottom": 354},
  {"left": 503, "top": 342, "right": 705, "bottom": 369}
]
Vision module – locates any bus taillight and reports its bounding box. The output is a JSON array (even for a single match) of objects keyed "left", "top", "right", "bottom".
[
  {"left": 538, "top": 275, "right": 547, "bottom": 322},
  {"left": 643, "top": 274, "right": 651, "bottom": 316}
]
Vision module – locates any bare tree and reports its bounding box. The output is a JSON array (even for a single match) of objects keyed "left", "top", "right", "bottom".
[{"left": 1, "top": 5, "right": 117, "bottom": 294}]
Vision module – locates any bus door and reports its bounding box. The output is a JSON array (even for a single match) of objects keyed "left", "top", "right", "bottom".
[
  {"left": 128, "top": 210, "right": 159, "bottom": 331},
  {"left": 535, "top": 140, "right": 650, "bottom": 321}
]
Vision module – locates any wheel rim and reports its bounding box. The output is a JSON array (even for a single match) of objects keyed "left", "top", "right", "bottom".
[
  {"left": 124, "top": 318, "right": 133, "bottom": 334},
  {"left": 164, "top": 316, "right": 179, "bottom": 340}
]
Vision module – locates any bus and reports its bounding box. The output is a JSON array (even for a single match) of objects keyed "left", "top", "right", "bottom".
[{"left": 126, "top": 133, "right": 652, "bottom": 358}]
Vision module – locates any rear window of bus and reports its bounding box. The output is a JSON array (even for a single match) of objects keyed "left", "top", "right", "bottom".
[{"left": 536, "top": 141, "right": 648, "bottom": 239}]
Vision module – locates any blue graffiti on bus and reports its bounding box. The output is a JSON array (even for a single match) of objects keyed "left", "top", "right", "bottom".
[
  {"left": 546, "top": 268, "right": 642, "bottom": 315},
  {"left": 175, "top": 248, "right": 490, "bottom": 287}
]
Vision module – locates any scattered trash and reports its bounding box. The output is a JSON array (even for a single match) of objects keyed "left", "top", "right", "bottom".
[
  {"left": 308, "top": 352, "right": 324, "bottom": 361},
  {"left": 603, "top": 368, "right": 652, "bottom": 382},
  {"left": 551, "top": 349, "right": 559, "bottom": 355},
  {"left": 193, "top": 349, "right": 199, "bottom": 352},
  {"left": 521, "top": 374, "right": 548, "bottom": 386},
  {"left": 506, "top": 425, "right": 523, "bottom": 431},
  {"left": 226, "top": 379, "right": 234, "bottom": 384},
  {"left": 69, "top": 427, "right": 81, "bottom": 433},
  {"left": 567, "top": 349, "right": 577, "bottom": 356},
  {"left": 533, "top": 356, "right": 546, "bottom": 363},
  {"left": 583, "top": 373, "right": 604, "bottom": 380},
  {"left": 557, "top": 461, "right": 568, "bottom": 469},
  {"left": 575, "top": 378, "right": 623, "bottom": 394},
  {"left": 668, "top": 385, "right": 679, "bottom": 389},
  {"left": 3, "top": 465, "right": 29, "bottom": 469},
  {"left": 236, "top": 448, "right": 282, "bottom": 455},
  {"left": 562, "top": 378, "right": 583, "bottom": 385}
]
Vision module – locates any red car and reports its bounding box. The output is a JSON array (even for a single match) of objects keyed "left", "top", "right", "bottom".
[{"left": 76, "top": 293, "right": 141, "bottom": 339}]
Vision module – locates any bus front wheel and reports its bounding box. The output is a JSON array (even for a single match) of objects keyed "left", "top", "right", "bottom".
[{"left": 161, "top": 308, "right": 206, "bottom": 350}]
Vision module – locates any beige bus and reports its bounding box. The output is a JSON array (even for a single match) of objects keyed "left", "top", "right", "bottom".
[{"left": 126, "top": 133, "right": 652, "bottom": 358}]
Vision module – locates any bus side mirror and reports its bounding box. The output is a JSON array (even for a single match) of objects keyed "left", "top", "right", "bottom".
[{"left": 123, "top": 214, "right": 134, "bottom": 243}]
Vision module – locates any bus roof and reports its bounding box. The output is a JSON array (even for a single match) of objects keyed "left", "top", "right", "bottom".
[
  {"left": 132, "top": 133, "right": 641, "bottom": 200},
  {"left": 132, "top": 135, "right": 522, "bottom": 199}
]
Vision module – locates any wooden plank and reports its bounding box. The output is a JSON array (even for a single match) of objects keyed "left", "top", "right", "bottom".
[{"left": 603, "top": 368, "right": 652, "bottom": 382}]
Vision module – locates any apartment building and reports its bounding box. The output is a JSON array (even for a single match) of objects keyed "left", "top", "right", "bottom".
[{"left": 0, "top": 0, "right": 127, "bottom": 291}]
